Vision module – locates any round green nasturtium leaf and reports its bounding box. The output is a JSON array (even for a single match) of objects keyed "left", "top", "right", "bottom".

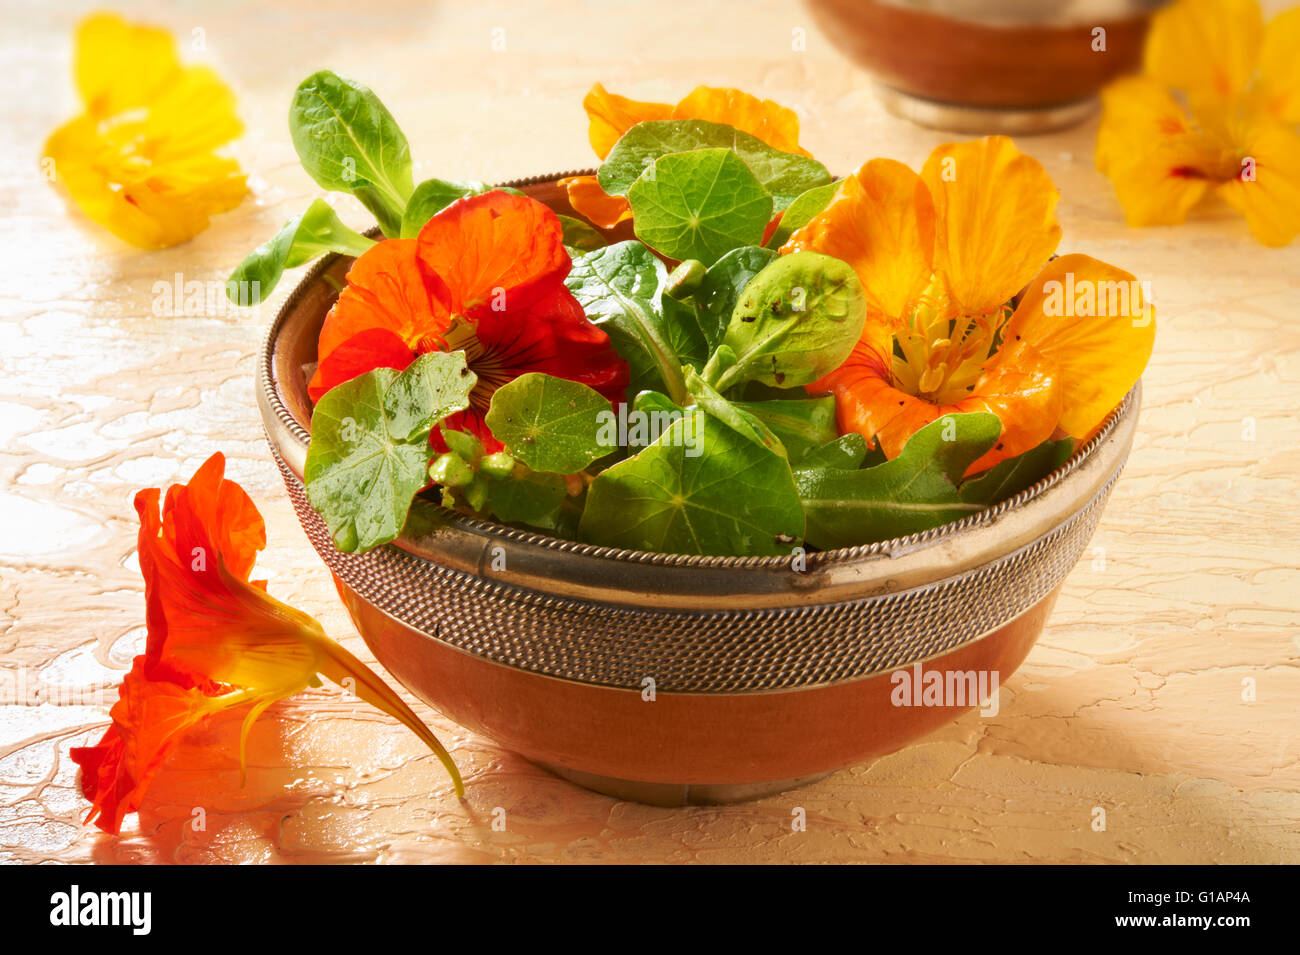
[
  {"left": 580, "top": 411, "right": 805, "bottom": 557},
  {"left": 484, "top": 373, "right": 613, "bottom": 474},
  {"left": 599, "top": 119, "right": 831, "bottom": 210},
  {"left": 627, "top": 148, "right": 773, "bottom": 267},
  {"left": 304, "top": 351, "right": 476, "bottom": 553}
]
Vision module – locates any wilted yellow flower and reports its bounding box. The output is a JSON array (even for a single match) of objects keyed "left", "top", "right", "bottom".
[
  {"left": 1096, "top": 0, "right": 1300, "bottom": 247},
  {"left": 43, "top": 13, "right": 247, "bottom": 249}
]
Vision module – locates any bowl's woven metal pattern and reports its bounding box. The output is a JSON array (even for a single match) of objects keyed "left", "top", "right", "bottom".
[{"left": 273, "top": 446, "right": 1118, "bottom": 693}]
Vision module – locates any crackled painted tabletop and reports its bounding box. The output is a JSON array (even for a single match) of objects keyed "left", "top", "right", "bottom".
[{"left": 2, "top": 0, "right": 1297, "bottom": 864}]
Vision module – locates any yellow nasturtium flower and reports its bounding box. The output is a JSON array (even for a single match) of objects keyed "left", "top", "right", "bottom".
[
  {"left": 43, "top": 13, "right": 247, "bottom": 249},
  {"left": 1096, "top": 0, "right": 1300, "bottom": 247}
]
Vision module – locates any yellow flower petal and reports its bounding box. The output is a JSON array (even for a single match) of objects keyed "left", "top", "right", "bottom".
[
  {"left": 75, "top": 12, "right": 180, "bottom": 116},
  {"left": 46, "top": 16, "right": 247, "bottom": 249},
  {"left": 782, "top": 158, "right": 934, "bottom": 324},
  {"left": 1003, "top": 254, "right": 1155, "bottom": 439},
  {"left": 1144, "top": 0, "right": 1263, "bottom": 110},
  {"left": 45, "top": 117, "right": 246, "bottom": 249},
  {"left": 1215, "top": 118, "right": 1300, "bottom": 247},
  {"left": 672, "top": 86, "right": 810, "bottom": 157},
  {"left": 952, "top": 338, "right": 1062, "bottom": 473},
  {"left": 920, "top": 136, "right": 1061, "bottom": 317},
  {"left": 1255, "top": 5, "right": 1300, "bottom": 124},
  {"left": 583, "top": 83, "right": 673, "bottom": 160},
  {"left": 145, "top": 66, "right": 245, "bottom": 157},
  {"left": 1096, "top": 75, "right": 1225, "bottom": 226}
]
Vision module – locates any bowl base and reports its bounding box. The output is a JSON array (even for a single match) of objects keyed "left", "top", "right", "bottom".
[
  {"left": 874, "top": 83, "right": 1098, "bottom": 134},
  {"left": 531, "top": 760, "right": 834, "bottom": 807}
]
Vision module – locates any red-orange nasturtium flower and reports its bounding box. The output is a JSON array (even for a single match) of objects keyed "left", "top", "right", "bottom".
[
  {"left": 785, "top": 136, "right": 1156, "bottom": 472},
  {"left": 71, "top": 453, "right": 461, "bottom": 834},
  {"left": 309, "top": 190, "right": 629, "bottom": 451},
  {"left": 561, "top": 83, "right": 812, "bottom": 228}
]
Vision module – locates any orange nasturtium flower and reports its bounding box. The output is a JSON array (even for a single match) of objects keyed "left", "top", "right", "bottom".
[
  {"left": 310, "top": 190, "right": 629, "bottom": 451},
  {"left": 71, "top": 453, "right": 461, "bottom": 834},
  {"left": 561, "top": 83, "right": 812, "bottom": 228},
  {"left": 1096, "top": 0, "right": 1300, "bottom": 246},
  {"left": 43, "top": 13, "right": 247, "bottom": 249},
  {"left": 785, "top": 136, "right": 1155, "bottom": 472}
]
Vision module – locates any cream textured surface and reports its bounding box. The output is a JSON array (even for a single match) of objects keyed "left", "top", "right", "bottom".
[{"left": 1, "top": 0, "right": 1296, "bottom": 864}]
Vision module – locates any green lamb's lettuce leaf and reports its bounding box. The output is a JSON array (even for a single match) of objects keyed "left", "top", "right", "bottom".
[
  {"left": 959, "top": 437, "right": 1075, "bottom": 506},
  {"left": 400, "top": 179, "right": 526, "bottom": 238},
  {"left": 484, "top": 373, "right": 613, "bottom": 474},
  {"left": 599, "top": 119, "right": 831, "bottom": 210},
  {"left": 795, "top": 413, "right": 1001, "bottom": 549},
  {"left": 686, "top": 245, "right": 778, "bottom": 352},
  {"left": 632, "top": 389, "right": 679, "bottom": 414},
  {"left": 565, "top": 241, "right": 700, "bottom": 404},
  {"left": 706, "top": 250, "right": 867, "bottom": 392},
  {"left": 304, "top": 352, "right": 476, "bottom": 553},
  {"left": 767, "top": 180, "right": 840, "bottom": 248},
  {"left": 289, "top": 70, "right": 415, "bottom": 237},
  {"left": 226, "top": 199, "right": 375, "bottom": 305},
  {"left": 627, "top": 148, "right": 772, "bottom": 266},
  {"left": 580, "top": 411, "right": 805, "bottom": 556},
  {"left": 799, "top": 433, "right": 871, "bottom": 470},
  {"left": 683, "top": 367, "right": 786, "bottom": 458},
  {"left": 732, "top": 394, "right": 839, "bottom": 464}
]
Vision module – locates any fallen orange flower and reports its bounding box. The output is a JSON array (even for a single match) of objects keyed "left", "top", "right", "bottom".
[
  {"left": 1096, "top": 0, "right": 1300, "bottom": 246},
  {"left": 310, "top": 190, "right": 628, "bottom": 450},
  {"left": 71, "top": 452, "right": 461, "bottom": 834},
  {"left": 562, "top": 83, "right": 812, "bottom": 228},
  {"left": 785, "top": 136, "right": 1155, "bottom": 471},
  {"left": 43, "top": 13, "right": 247, "bottom": 249}
]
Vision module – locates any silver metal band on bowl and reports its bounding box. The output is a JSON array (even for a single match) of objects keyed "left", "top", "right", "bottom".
[{"left": 270, "top": 440, "right": 1123, "bottom": 693}]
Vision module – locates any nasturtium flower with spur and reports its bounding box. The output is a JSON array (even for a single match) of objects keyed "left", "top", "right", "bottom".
[
  {"left": 71, "top": 453, "right": 461, "bottom": 834},
  {"left": 43, "top": 13, "right": 247, "bottom": 249},
  {"left": 234, "top": 70, "right": 1153, "bottom": 559},
  {"left": 1096, "top": 0, "right": 1300, "bottom": 246},
  {"left": 783, "top": 136, "right": 1156, "bottom": 472},
  {"left": 561, "top": 83, "right": 815, "bottom": 229}
]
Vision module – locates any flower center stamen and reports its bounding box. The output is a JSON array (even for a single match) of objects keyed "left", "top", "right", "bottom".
[
  {"left": 419, "top": 316, "right": 514, "bottom": 411},
  {"left": 889, "top": 275, "right": 1002, "bottom": 405}
]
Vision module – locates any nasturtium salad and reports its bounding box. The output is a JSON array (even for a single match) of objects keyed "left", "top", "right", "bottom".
[{"left": 232, "top": 73, "right": 1156, "bottom": 559}]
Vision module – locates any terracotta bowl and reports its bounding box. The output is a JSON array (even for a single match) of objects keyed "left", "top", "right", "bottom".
[
  {"left": 257, "top": 173, "right": 1141, "bottom": 806},
  {"left": 805, "top": 0, "right": 1169, "bottom": 133}
]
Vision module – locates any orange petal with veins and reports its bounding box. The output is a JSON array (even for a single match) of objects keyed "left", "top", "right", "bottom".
[
  {"left": 783, "top": 158, "right": 935, "bottom": 325},
  {"left": 921, "top": 136, "right": 1061, "bottom": 317}
]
